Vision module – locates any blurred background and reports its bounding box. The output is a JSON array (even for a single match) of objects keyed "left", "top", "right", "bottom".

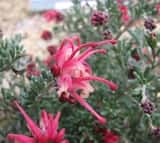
[{"left": 0, "top": 0, "right": 96, "bottom": 58}]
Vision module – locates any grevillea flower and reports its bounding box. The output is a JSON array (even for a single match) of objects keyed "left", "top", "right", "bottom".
[
  {"left": 43, "top": 10, "right": 64, "bottom": 23},
  {"left": 26, "top": 63, "right": 41, "bottom": 78},
  {"left": 117, "top": 0, "right": 130, "bottom": 24},
  {"left": 45, "top": 36, "right": 118, "bottom": 124},
  {"left": 7, "top": 101, "right": 69, "bottom": 143},
  {"left": 41, "top": 30, "right": 52, "bottom": 41}
]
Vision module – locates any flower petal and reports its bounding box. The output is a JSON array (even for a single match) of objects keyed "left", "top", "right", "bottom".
[
  {"left": 54, "top": 128, "right": 65, "bottom": 142},
  {"left": 80, "top": 39, "right": 117, "bottom": 48},
  {"left": 7, "top": 134, "right": 35, "bottom": 143},
  {"left": 14, "top": 101, "right": 42, "bottom": 139},
  {"left": 78, "top": 49, "right": 106, "bottom": 62},
  {"left": 74, "top": 76, "right": 118, "bottom": 91},
  {"left": 40, "top": 110, "right": 49, "bottom": 132},
  {"left": 50, "top": 112, "right": 61, "bottom": 139}
]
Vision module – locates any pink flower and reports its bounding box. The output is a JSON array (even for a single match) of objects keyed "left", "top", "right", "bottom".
[
  {"left": 45, "top": 36, "right": 118, "bottom": 124},
  {"left": 121, "top": 13, "right": 130, "bottom": 24},
  {"left": 117, "top": 1, "right": 131, "bottom": 24},
  {"left": 41, "top": 30, "right": 52, "bottom": 41},
  {"left": 7, "top": 101, "right": 69, "bottom": 143},
  {"left": 26, "top": 63, "right": 41, "bottom": 78},
  {"left": 43, "top": 10, "right": 64, "bottom": 23},
  {"left": 103, "top": 129, "right": 119, "bottom": 143}
]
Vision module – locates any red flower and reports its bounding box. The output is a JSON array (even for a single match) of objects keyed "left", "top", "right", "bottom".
[
  {"left": 45, "top": 36, "right": 118, "bottom": 124},
  {"left": 41, "top": 30, "right": 52, "bottom": 41},
  {"left": 117, "top": 1, "right": 131, "bottom": 24},
  {"left": 7, "top": 101, "right": 69, "bottom": 143},
  {"left": 26, "top": 63, "right": 41, "bottom": 78},
  {"left": 43, "top": 10, "right": 64, "bottom": 23}
]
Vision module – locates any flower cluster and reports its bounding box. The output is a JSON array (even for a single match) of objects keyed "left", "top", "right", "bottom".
[
  {"left": 91, "top": 11, "right": 108, "bottom": 26},
  {"left": 7, "top": 101, "right": 69, "bottom": 143},
  {"left": 141, "top": 98, "right": 155, "bottom": 114},
  {"left": 45, "top": 36, "right": 118, "bottom": 124},
  {"left": 144, "top": 18, "right": 156, "bottom": 31}
]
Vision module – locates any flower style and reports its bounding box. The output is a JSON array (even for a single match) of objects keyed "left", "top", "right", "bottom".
[
  {"left": 7, "top": 101, "right": 69, "bottom": 143},
  {"left": 43, "top": 10, "right": 64, "bottom": 23},
  {"left": 45, "top": 36, "right": 118, "bottom": 124}
]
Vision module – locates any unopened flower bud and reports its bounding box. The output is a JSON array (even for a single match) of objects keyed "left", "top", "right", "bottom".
[
  {"left": 141, "top": 99, "right": 155, "bottom": 114},
  {"left": 144, "top": 18, "right": 156, "bottom": 31},
  {"left": 103, "top": 30, "right": 113, "bottom": 40},
  {"left": 151, "top": 127, "right": 160, "bottom": 138},
  {"left": 41, "top": 30, "right": 52, "bottom": 40},
  {"left": 91, "top": 11, "right": 108, "bottom": 26},
  {"left": 47, "top": 45, "right": 57, "bottom": 55}
]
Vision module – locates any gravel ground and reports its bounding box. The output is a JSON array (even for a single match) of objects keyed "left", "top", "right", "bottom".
[{"left": 0, "top": 0, "right": 65, "bottom": 59}]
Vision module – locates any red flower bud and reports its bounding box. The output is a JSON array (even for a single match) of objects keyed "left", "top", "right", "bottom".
[
  {"left": 91, "top": 11, "right": 108, "bottom": 26},
  {"left": 41, "top": 30, "right": 52, "bottom": 41}
]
